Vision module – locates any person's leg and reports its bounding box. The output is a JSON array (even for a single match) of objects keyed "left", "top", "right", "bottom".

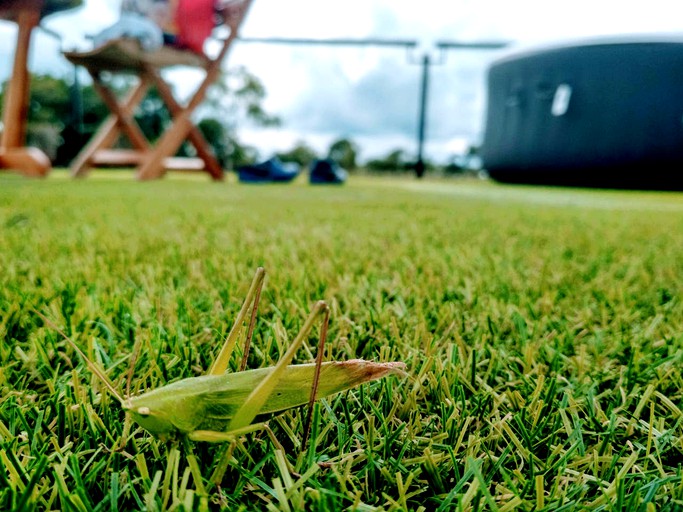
[{"left": 92, "top": 12, "right": 163, "bottom": 51}]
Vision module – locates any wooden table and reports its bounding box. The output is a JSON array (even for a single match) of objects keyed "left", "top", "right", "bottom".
[{"left": 0, "top": 0, "right": 78, "bottom": 177}]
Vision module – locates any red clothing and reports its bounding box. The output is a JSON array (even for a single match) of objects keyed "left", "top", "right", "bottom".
[{"left": 175, "top": 0, "right": 216, "bottom": 54}]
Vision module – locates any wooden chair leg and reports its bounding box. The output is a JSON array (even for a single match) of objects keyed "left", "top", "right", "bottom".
[
  {"left": 0, "top": 148, "right": 51, "bottom": 177},
  {"left": 146, "top": 70, "right": 223, "bottom": 179},
  {"left": 1, "top": 9, "right": 39, "bottom": 151},
  {"left": 136, "top": 55, "right": 234, "bottom": 181},
  {"left": 136, "top": 111, "right": 195, "bottom": 180},
  {"left": 70, "top": 79, "right": 150, "bottom": 177},
  {"left": 0, "top": 8, "right": 52, "bottom": 178},
  {"left": 92, "top": 76, "right": 150, "bottom": 151}
]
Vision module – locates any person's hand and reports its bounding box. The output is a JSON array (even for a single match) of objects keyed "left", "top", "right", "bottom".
[{"left": 217, "top": 0, "right": 246, "bottom": 31}]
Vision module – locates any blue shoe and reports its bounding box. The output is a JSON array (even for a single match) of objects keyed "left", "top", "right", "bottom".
[
  {"left": 238, "top": 157, "right": 300, "bottom": 183},
  {"left": 309, "top": 159, "right": 348, "bottom": 184}
]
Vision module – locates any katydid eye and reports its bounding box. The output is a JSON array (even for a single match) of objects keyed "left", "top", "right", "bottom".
[{"left": 137, "top": 407, "right": 151, "bottom": 416}]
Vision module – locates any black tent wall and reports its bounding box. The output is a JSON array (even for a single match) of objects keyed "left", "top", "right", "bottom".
[{"left": 481, "top": 37, "right": 683, "bottom": 189}]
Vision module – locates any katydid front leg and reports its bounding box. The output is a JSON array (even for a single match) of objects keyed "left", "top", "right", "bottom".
[
  {"left": 239, "top": 268, "right": 263, "bottom": 371},
  {"left": 208, "top": 267, "right": 266, "bottom": 376}
]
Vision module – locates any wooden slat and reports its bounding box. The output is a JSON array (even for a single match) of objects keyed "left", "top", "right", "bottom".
[
  {"left": 91, "top": 149, "right": 143, "bottom": 166},
  {"left": 163, "top": 157, "right": 206, "bottom": 171},
  {"left": 91, "top": 149, "right": 205, "bottom": 171}
]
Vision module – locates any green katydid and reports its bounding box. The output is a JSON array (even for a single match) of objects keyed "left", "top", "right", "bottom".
[{"left": 38, "top": 268, "right": 406, "bottom": 448}]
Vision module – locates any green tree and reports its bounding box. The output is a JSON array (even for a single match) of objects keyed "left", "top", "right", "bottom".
[
  {"left": 277, "top": 141, "right": 318, "bottom": 168},
  {"left": 0, "top": 74, "right": 87, "bottom": 162},
  {"left": 0, "top": 67, "right": 275, "bottom": 168},
  {"left": 143, "top": 67, "right": 277, "bottom": 168},
  {"left": 197, "top": 117, "right": 258, "bottom": 168},
  {"left": 26, "top": 75, "right": 71, "bottom": 124},
  {"left": 444, "top": 144, "right": 482, "bottom": 175},
  {"left": 193, "top": 67, "right": 278, "bottom": 169},
  {"left": 327, "top": 137, "right": 358, "bottom": 171},
  {"left": 1, "top": 74, "right": 108, "bottom": 164},
  {"left": 366, "top": 148, "right": 413, "bottom": 173},
  {"left": 204, "top": 66, "right": 279, "bottom": 130}
]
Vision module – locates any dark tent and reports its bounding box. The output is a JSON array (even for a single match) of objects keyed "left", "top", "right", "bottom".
[{"left": 481, "top": 35, "right": 683, "bottom": 189}]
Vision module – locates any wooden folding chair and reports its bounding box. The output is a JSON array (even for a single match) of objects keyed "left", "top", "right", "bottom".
[{"left": 64, "top": 0, "right": 253, "bottom": 181}]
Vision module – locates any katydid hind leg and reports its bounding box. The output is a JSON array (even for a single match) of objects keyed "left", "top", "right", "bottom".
[
  {"left": 302, "top": 305, "right": 330, "bottom": 449},
  {"left": 208, "top": 267, "right": 266, "bottom": 376},
  {"left": 226, "top": 301, "right": 330, "bottom": 432}
]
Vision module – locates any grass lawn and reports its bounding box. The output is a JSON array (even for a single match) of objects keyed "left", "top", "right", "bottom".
[{"left": 1, "top": 171, "right": 683, "bottom": 510}]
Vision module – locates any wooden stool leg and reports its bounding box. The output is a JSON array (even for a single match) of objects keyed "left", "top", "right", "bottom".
[
  {"left": 70, "top": 78, "right": 150, "bottom": 177},
  {"left": 136, "top": 112, "right": 194, "bottom": 180},
  {"left": 147, "top": 70, "right": 223, "bottom": 180},
  {"left": 1, "top": 9, "right": 38, "bottom": 150},
  {"left": 92, "top": 76, "right": 150, "bottom": 151},
  {"left": 0, "top": 8, "right": 51, "bottom": 177},
  {"left": 0, "top": 148, "right": 51, "bottom": 177},
  {"left": 136, "top": 51, "right": 236, "bottom": 181}
]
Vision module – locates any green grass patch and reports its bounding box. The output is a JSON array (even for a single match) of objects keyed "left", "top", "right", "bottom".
[{"left": 1, "top": 171, "right": 683, "bottom": 510}]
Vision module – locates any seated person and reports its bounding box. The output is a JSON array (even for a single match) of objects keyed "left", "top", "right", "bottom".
[{"left": 92, "top": 0, "right": 244, "bottom": 55}]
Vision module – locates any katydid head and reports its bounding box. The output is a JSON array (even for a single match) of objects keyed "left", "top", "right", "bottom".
[{"left": 122, "top": 399, "right": 178, "bottom": 442}]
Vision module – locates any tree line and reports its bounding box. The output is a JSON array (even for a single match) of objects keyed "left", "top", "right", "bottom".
[
  {"left": 1, "top": 70, "right": 480, "bottom": 175},
  {"left": 0, "top": 68, "right": 275, "bottom": 169}
]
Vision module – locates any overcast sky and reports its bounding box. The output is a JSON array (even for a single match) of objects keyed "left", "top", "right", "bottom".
[{"left": 1, "top": 0, "right": 682, "bottom": 163}]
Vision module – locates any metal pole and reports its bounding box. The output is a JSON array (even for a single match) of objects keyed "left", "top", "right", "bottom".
[
  {"left": 71, "top": 66, "right": 84, "bottom": 134},
  {"left": 415, "top": 53, "right": 430, "bottom": 178}
]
